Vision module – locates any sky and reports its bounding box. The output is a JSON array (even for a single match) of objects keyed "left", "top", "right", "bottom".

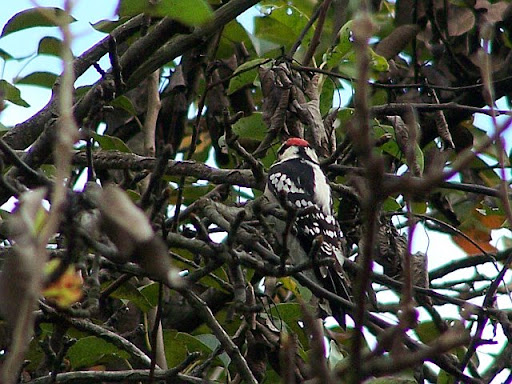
[
  {"left": 0, "top": 1, "right": 511, "bottom": 380},
  {"left": 0, "top": 0, "right": 118, "bottom": 127}
]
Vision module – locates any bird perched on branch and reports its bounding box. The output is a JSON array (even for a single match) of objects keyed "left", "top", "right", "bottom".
[{"left": 264, "top": 137, "right": 351, "bottom": 326}]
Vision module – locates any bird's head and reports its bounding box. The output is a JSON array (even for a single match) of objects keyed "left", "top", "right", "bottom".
[{"left": 277, "top": 137, "right": 319, "bottom": 163}]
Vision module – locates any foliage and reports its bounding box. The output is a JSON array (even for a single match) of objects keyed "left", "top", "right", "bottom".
[{"left": 0, "top": 0, "right": 512, "bottom": 383}]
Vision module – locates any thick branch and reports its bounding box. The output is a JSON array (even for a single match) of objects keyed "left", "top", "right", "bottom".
[
  {"left": 127, "top": 0, "right": 260, "bottom": 87},
  {"left": 72, "top": 151, "right": 260, "bottom": 188}
]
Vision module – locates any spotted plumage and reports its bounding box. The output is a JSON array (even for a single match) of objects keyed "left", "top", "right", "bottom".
[{"left": 266, "top": 138, "right": 345, "bottom": 269}]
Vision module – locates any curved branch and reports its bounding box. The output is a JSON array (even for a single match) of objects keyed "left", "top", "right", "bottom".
[
  {"left": 72, "top": 151, "right": 261, "bottom": 188},
  {"left": 429, "top": 250, "right": 512, "bottom": 280},
  {"left": 39, "top": 303, "right": 157, "bottom": 369}
]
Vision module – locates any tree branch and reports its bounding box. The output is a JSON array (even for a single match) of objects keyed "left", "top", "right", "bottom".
[
  {"left": 179, "top": 290, "right": 258, "bottom": 384},
  {"left": 27, "top": 368, "right": 202, "bottom": 384},
  {"left": 39, "top": 303, "right": 157, "bottom": 369},
  {"left": 72, "top": 151, "right": 261, "bottom": 189},
  {"left": 2, "top": 14, "right": 145, "bottom": 150}
]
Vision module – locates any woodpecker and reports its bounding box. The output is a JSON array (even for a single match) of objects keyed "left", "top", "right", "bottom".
[{"left": 265, "top": 137, "right": 350, "bottom": 326}]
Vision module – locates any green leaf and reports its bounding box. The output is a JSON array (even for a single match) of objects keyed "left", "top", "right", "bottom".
[
  {"left": 108, "top": 281, "right": 154, "bottom": 312},
  {"left": 375, "top": 124, "right": 399, "bottom": 153},
  {"left": 163, "top": 331, "right": 230, "bottom": 368},
  {"left": 0, "top": 122, "right": 10, "bottom": 135},
  {"left": 437, "top": 369, "right": 455, "bottom": 384},
  {"left": 261, "top": 142, "right": 281, "bottom": 168},
  {"left": 163, "top": 330, "right": 188, "bottom": 367},
  {"left": 269, "top": 303, "right": 303, "bottom": 324},
  {"left": 254, "top": 16, "right": 292, "bottom": 50},
  {"left": 175, "top": 332, "right": 214, "bottom": 355},
  {"left": 370, "top": 88, "right": 389, "bottom": 106},
  {"left": 374, "top": 123, "right": 424, "bottom": 174},
  {"left": 281, "top": 277, "right": 312, "bottom": 303},
  {"left": 327, "top": 339, "right": 346, "bottom": 367},
  {"left": 110, "top": 95, "right": 138, "bottom": 116},
  {"left": 1, "top": 8, "right": 76, "bottom": 38},
  {"left": 323, "top": 20, "right": 388, "bottom": 75},
  {"left": 118, "top": 0, "right": 213, "bottom": 26},
  {"left": 67, "top": 336, "right": 130, "bottom": 368},
  {"left": 37, "top": 36, "right": 72, "bottom": 58},
  {"left": 199, "top": 267, "right": 231, "bottom": 293},
  {"left": 222, "top": 20, "right": 251, "bottom": 46},
  {"left": 412, "top": 143, "right": 424, "bottom": 175},
  {"left": 75, "top": 85, "right": 92, "bottom": 99},
  {"left": 40, "top": 164, "right": 57, "bottom": 179},
  {"left": 323, "top": 21, "right": 354, "bottom": 69},
  {"left": 91, "top": 132, "right": 132, "bottom": 153},
  {"left": 125, "top": 189, "right": 141, "bottom": 202},
  {"left": 247, "top": 33, "right": 281, "bottom": 56},
  {"left": 382, "top": 196, "right": 401, "bottom": 212},
  {"left": 262, "top": 370, "right": 281, "bottom": 384},
  {"left": 319, "top": 78, "right": 335, "bottom": 116},
  {"left": 232, "top": 113, "right": 267, "bottom": 140},
  {"left": 195, "top": 334, "right": 230, "bottom": 367},
  {"left": 410, "top": 200, "right": 427, "bottom": 214},
  {"left": 369, "top": 48, "right": 389, "bottom": 72},
  {"left": 227, "top": 58, "right": 268, "bottom": 95},
  {"left": 269, "top": 302, "right": 308, "bottom": 347},
  {"left": 24, "top": 324, "right": 54, "bottom": 370},
  {"left": 139, "top": 282, "right": 160, "bottom": 307},
  {"left": 91, "top": 17, "right": 131, "bottom": 33},
  {"left": 336, "top": 47, "right": 389, "bottom": 78},
  {"left": 171, "top": 184, "right": 215, "bottom": 207},
  {"left": 15, "top": 71, "right": 58, "bottom": 89},
  {"left": 337, "top": 107, "right": 355, "bottom": 126},
  {"left": 0, "top": 48, "right": 14, "bottom": 61},
  {"left": 473, "top": 157, "right": 502, "bottom": 187},
  {"left": 218, "top": 20, "right": 254, "bottom": 59},
  {"left": 254, "top": 4, "right": 313, "bottom": 50},
  {"left": 415, "top": 321, "right": 444, "bottom": 344},
  {"left": 0, "top": 80, "right": 30, "bottom": 107}
]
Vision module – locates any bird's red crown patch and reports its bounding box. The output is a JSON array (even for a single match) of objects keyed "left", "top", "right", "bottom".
[{"left": 285, "top": 137, "right": 309, "bottom": 147}]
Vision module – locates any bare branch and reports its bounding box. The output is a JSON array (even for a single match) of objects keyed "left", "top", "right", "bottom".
[{"left": 179, "top": 290, "right": 258, "bottom": 384}]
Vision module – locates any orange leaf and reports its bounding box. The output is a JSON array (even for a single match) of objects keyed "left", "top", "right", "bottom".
[
  {"left": 43, "top": 264, "right": 83, "bottom": 307},
  {"left": 451, "top": 226, "right": 497, "bottom": 256},
  {"left": 479, "top": 213, "right": 506, "bottom": 230}
]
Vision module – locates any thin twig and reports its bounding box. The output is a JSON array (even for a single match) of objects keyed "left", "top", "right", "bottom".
[
  {"left": 302, "top": 0, "right": 332, "bottom": 66},
  {"left": 459, "top": 251, "right": 512, "bottom": 373},
  {"left": 179, "top": 290, "right": 258, "bottom": 384},
  {"left": 0, "top": 138, "right": 52, "bottom": 186},
  {"left": 288, "top": 5, "right": 322, "bottom": 58},
  {"left": 291, "top": 63, "right": 512, "bottom": 92},
  {"left": 27, "top": 365, "right": 202, "bottom": 383},
  {"left": 386, "top": 212, "right": 496, "bottom": 261},
  {"left": 39, "top": 303, "right": 157, "bottom": 369}
]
